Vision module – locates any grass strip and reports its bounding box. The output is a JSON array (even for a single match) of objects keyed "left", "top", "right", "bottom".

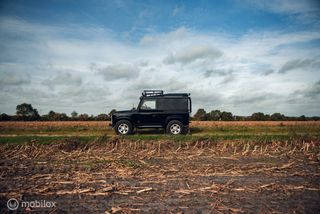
[{"left": 0, "top": 136, "right": 97, "bottom": 145}]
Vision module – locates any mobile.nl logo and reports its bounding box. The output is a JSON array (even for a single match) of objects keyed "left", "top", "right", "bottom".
[{"left": 7, "top": 198, "right": 56, "bottom": 210}]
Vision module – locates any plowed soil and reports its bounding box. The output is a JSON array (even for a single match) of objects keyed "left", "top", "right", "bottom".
[{"left": 0, "top": 137, "right": 319, "bottom": 213}]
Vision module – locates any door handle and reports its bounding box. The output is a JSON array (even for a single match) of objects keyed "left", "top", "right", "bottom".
[{"left": 152, "top": 115, "right": 157, "bottom": 117}]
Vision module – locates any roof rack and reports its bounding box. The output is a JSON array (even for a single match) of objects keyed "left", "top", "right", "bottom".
[
  {"left": 165, "top": 93, "right": 190, "bottom": 97},
  {"left": 142, "top": 90, "right": 164, "bottom": 97}
]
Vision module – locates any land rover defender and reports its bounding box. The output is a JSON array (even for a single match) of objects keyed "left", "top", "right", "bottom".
[{"left": 110, "top": 90, "right": 192, "bottom": 135}]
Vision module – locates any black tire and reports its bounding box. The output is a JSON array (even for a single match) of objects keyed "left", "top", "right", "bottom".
[
  {"left": 166, "top": 120, "right": 184, "bottom": 135},
  {"left": 114, "top": 120, "right": 133, "bottom": 135}
]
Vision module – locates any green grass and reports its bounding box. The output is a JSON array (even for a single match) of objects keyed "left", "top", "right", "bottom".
[
  {"left": 191, "top": 125, "right": 320, "bottom": 136},
  {"left": 0, "top": 123, "right": 319, "bottom": 144},
  {"left": 0, "top": 135, "right": 97, "bottom": 145},
  {"left": 0, "top": 125, "right": 112, "bottom": 136},
  {"left": 125, "top": 133, "right": 318, "bottom": 142}
]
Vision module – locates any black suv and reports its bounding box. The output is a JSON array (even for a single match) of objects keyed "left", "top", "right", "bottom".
[{"left": 110, "top": 90, "right": 192, "bottom": 135}]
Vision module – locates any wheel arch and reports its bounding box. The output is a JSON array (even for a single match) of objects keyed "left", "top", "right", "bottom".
[
  {"left": 164, "top": 116, "right": 184, "bottom": 127},
  {"left": 113, "top": 117, "right": 135, "bottom": 127}
]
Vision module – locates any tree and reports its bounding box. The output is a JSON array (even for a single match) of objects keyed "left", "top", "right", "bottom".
[
  {"left": 208, "top": 110, "right": 221, "bottom": 121},
  {"left": 89, "top": 114, "right": 95, "bottom": 121},
  {"left": 78, "top": 113, "right": 89, "bottom": 121},
  {"left": 59, "top": 113, "right": 69, "bottom": 121},
  {"left": 264, "top": 114, "right": 271, "bottom": 121},
  {"left": 31, "top": 109, "right": 40, "bottom": 120},
  {"left": 299, "top": 115, "right": 306, "bottom": 121},
  {"left": 43, "top": 111, "right": 69, "bottom": 121},
  {"left": 220, "top": 111, "right": 234, "bottom": 121},
  {"left": 16, "top": 103, "right": 33, "bottom": 116},
  {"left": 193, "top": 108, "right": 207, "bottom": 121},
  {"left": 0, "top": 113, "right": 10, "bottom": 121},
  {"left": 311, "top": 116, "right": 320, "bottom": 121},
  {"left": 16, "top": 103, "right": 40, "bottom": 120},
  {"left": 48, "top": 111, "right": 56, "bottom": 120},
  {"left": 95, "top": 113, "right": 110, "bottom": 121},
  {"left": 250, "top": 112, "right": 266, "bottom": 121},
  {"left": 71, "top": 111, "right": 78, "bottom": 119},
  {"left": 271, "top": 113, "right": 286, "bottom": 121}
]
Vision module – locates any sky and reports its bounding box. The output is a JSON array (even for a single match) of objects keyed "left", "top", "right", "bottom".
[{"left": 0, "top": 0, "right": 320, "bottom": 116}]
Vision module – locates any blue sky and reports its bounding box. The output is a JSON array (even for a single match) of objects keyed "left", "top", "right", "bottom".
[
  {"left": 1, "top": 0, "right": 316, "bottom": 39},
  {"left": 0, "top": 0, "right": 320, "bottom": 116}
]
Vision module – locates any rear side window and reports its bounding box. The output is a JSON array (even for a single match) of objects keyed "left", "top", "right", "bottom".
[
  {"left": 140, "top": 100, "right": 156, "bottom": 110},
  {"left": 157, "top": 98, "right": 188, "bottom": 111}
]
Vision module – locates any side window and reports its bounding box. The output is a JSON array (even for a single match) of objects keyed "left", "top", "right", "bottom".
[
  {"left": 157, "top": 98, "right": 188, "bottom": 111},
  {"left": 140, "top": 100, "right": 156, "bottom": 110}
]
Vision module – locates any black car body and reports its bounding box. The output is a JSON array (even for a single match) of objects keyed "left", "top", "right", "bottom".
[{"left": 110, "top": 90, "right": 192, "bottom": 135}]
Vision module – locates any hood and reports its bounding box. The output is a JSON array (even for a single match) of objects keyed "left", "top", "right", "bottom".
[{"left": 113, "top": 109, "right": 136, "bottom": 115}]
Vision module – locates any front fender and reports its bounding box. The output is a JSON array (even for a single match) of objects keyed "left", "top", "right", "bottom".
[{"left": 112, "top": 116, "right": 134, "bottom": 127}]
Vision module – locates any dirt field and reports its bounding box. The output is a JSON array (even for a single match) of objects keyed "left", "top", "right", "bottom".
[{"left": 0, "top": 122, "right": 319, "bottom": 213}]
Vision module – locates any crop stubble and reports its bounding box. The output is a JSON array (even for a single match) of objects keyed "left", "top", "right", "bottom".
[{"left": 0, "top": 121, "right": 319, "bottom": 213}]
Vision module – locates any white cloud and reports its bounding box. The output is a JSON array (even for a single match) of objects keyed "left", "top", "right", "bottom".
[
  {"left": 248, "top": 0, "right": 319, "bottom": 14},
  {"left": 139, "top": 35, "right": 155, "bottom": 46},
  {"left": 96, "top": 64, "right": 140, "bottom": 81},
  {"left": 163, "top": 45, "right": 222, "bottom": 64},
  {"left": 279, "top": 58, "right": 320, "bottom": 73},
  {"left": 1, "top": 17, "right": 320, "bottom": 116},
  {"left": 305, "top": 81, "right": 320, "bottom": 99},
  {"left": 0, "top": 69, "right": 30, "bottom": 86},
  {"left": 172, "top": 5, "right": 184, "bottom": 17},
  {"left": 42, "top": 71, "right": 83, "bottom": 89},
  {"left": 246, "top": 0, "right": 320, "bottom": 25}
]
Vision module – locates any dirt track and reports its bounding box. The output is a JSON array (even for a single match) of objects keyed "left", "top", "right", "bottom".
[{"left": 0, "top": 137, "right": 319, "bottom": 213}]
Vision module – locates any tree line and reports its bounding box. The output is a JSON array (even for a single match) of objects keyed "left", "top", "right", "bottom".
[
  {"left": 0, "top": 103, "right": 319, "bottom": 121},
  {"left": 193, "top": 109, "right": 320, "bottom": 121},
  {"left": 0, "top": 103, "right": 116, "bottom": 121}
]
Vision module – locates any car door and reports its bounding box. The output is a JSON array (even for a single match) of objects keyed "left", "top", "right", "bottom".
[{"left": 137, "top": 99, "right": 162, "bottom": 127}]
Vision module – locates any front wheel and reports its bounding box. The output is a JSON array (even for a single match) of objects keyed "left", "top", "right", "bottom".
[
  {"left": 166, "top": 120, "right": 184, "bottom": 135},
  {"left": 114, "top": 120, "right": 133, "bottom": 135}
]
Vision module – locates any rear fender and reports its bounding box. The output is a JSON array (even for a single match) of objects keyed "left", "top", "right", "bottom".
[{"left": 165, "top": 115, "right": 186, "bottom": 126}]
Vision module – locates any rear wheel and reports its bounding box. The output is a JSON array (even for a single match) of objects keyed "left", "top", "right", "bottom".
[
  {"left": 166, "top": 120, "right": 184, "bottom": 135},
  {"left": 115, "top": 120, "right": 133, "bottom": 135}
]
